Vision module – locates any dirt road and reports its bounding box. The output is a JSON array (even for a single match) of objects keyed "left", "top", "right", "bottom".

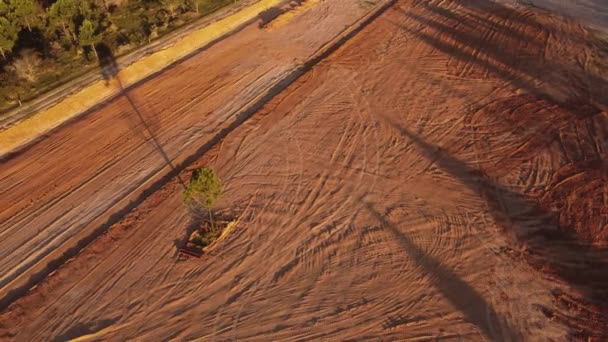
[{"left": 2, "top": 0, "right": 608, "bottom": 340}]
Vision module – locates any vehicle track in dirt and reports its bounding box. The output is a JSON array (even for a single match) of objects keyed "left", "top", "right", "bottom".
[
  {"left": 1, "top": 0, "right": 607, "bottom": 340},
  {"left": 0, "top": 0, "right": 378, "bottom": 310}
]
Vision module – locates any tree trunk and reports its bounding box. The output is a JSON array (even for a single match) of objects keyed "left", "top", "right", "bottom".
[
  {"left": 61, "top": 22, "right": 71, "bottom": 42},
  {"left": 208, "top": 208, "right": 215, "bottom": 231},
  {"left": 63, "top": 23, "right": 77, "bottom": 43},
  {"left": 26, "top": 18, "right": 32, "bottom": 31},
  {"left": 92, "top": 44, "right": 98, "bottom": 58},
  {"left": 0, "top": 48, "right": 5, "bottom": 59}
]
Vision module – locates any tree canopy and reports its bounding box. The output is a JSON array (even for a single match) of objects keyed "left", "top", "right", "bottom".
[
  {"left": 48, "top": 0, "right": 82, "bottom": 42},
  {"left": 9, "top": 0, "right": 41, "bottom": 31},
  {"left": 183, "top": 167, "right": 222, "bottom": 210},
  {"left": 78, "top": 19, "right": 102, "bottom": 55},
  {"left": 0, "top": 17, "right": 19, "bottom": 59}
]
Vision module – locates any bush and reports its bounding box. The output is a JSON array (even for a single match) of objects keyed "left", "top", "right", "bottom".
[{"left": 10, "top": 49, "right": 42, "bottom": 83}]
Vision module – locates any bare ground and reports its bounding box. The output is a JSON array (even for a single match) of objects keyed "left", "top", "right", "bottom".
[
  {"left": 1, "top": 0, "right": 607, "bottom": 340},
  {"left": 0, "top": 0, "right": 371, "bottom": 302}
]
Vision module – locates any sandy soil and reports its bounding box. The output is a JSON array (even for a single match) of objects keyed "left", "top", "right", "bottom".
[
  {"left": 1, "top": 0, "right": 608, "bottom": 340},
  {"left": 512, "top": 0, "right": 608, "bottom": 30},
  {"left": 0, "top": 0, "right": 371, "bottom": 302}
]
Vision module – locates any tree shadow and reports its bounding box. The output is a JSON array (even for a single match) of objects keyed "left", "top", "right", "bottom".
[
  {"left": 380, "top": 113, "right": 608, "bottom": 338},
  {"left": 257, "top": 6, "right": 284, "bottom": 28},
  {"left": 390, "top": 0, "right": 608, "bottom": 298},
  {"left": 393, "top": 0, "right": 608, "bottom": 117},
  {"left": 362, "top": 199, "right": 519, "bottom": 340},
  {"left": 96, "top": 42, "right": 185, "bottom": 188},
  {"left": 51, "top": 318, "right": 117, "bottom": 342},
  {"left": 173, "top": 219, "right": 202, "bottom": 258},
  {"left": 14, "top": 28, "right": 49, "bottom": 58},
  {"left": 96, "top": 43, "right": 119, "bottom": 85}
]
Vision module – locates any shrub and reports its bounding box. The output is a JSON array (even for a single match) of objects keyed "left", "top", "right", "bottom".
[{"left": 10, "top": 49, "right": 42, "bottom": 83}]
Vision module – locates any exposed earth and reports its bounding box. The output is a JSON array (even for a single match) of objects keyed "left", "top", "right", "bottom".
[{"left": 1, "top": 0, "right": 607, "bottom": 340}]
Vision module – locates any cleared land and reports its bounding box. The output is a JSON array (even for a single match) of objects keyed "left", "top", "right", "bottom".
[
  {"left": 0, "top": 0, "right": 372, "bottom": 304},
  {"left": 0, "top": 0, "right": 286, "bottom": 155},
  {"left": 1, "top": 0, "right": 608, "bottom": 340}
]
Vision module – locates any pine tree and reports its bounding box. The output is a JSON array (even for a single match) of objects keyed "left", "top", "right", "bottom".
[
  {"left": 183, "top": 167, "right": 222, "bottom": 230},
  {"left": 48, "top": 0, "right": 80, "bottom": 42},
  {"left": 0, "top": 17, "right": 18, "bottom": 59},
  {"left": 9, "top": 0, "right": 41, "bottom": 31},
  {"left": 78, "top": 19, "right": 102, "bottom": 57}
]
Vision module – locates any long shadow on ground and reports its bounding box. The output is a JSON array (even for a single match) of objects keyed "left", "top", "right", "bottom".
[
  {"left": 97, "top": 43, "right": 185, "bottom": 188},
  {"left": 382, "top": 1, "right": 608, "bottom": 337},
  {"left": 363, "top": 199, "right": 519, "bottom": 340},
  {"left": 400, "top": 0, "right": 608, "bottom": 115},
  {"left": 381, "top": 114, "right": 608, "bottom": 338}
]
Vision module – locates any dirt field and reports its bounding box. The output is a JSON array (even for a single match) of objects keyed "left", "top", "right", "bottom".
[
  {"left": 0, "top": 0, "right": 372, "bottom": 303},
  {"left": 1, "top": 0, "right": 607, "bottom": 340},
  {"left": 518, "top": 0, "right": 608, "bottom": 30}
]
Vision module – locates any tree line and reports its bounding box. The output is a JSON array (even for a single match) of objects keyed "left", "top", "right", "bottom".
[
  {"left": 1, "top": 0, "right": 228, "bottom": 59},
  {"left": 0, "top": 0, "right": 229, "bottom": 109}
]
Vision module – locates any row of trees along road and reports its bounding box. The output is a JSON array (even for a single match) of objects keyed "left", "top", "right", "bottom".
[{"left": 0, "top": 0, "right": 230, "bottom": 111}]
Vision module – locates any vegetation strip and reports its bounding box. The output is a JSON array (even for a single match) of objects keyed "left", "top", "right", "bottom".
[
  {"left": 0, "top": 0, "right": 395, "bottom": 311},
  {"left": 0, "top": 0, "right": 261, "bottom": 130},
  {"left": 0, "top": 0, "right": 248, "bottom": 114},
  {"left": 0, "top": 0, "right": 285, "bottom": 157}
]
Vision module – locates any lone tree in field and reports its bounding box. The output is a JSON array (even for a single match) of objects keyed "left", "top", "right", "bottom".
[{"left": 183, "top": 167, "right": 222, "bottom": 229}]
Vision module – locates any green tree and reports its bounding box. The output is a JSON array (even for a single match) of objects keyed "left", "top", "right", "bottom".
[
  {"left": 0, "top": 17, "right": 18, "bottom": 59},
  {"left": 78, "top": 19, "right": 102, "bottom": 57},
  {"left": 48, "top": 0, "right": 80, "bottom": 42},
  {"left": 161, "top": 0, "right": 185, "bottom": 20},
  {"left": 0, "top": 1, "right": 9, "bottom": 17},
  {"left": 183, "top": 167, "right": 222, "bottom": 229},
  {"left": 110, "top": 7, "right": 151, "bottom": 45},
  {"left": 9, "top": 0, "right": 41, "bottom": 31}
]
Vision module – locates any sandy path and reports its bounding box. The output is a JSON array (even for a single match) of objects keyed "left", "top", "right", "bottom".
[
  {"left": 0, "top": 0, "right": 371, "bottom": 306},
  {"left": 2, "top": 0, "right": 608, "bottom": 340}
]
